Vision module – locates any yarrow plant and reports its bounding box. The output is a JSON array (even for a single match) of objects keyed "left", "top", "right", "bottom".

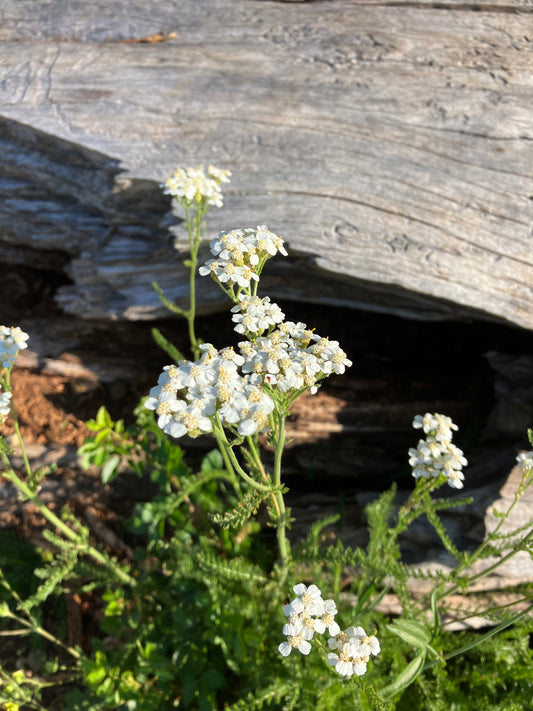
[
  {"left": 155, "top": 164, "right": 232, "bottom": 360},
  {"left": 1, "top": 167, "right": 533, "bottom": 711},
  {"left": 145, "top": 223, "right": 352, "bottom": 566}
]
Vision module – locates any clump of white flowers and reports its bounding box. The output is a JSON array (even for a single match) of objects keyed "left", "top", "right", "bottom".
[
  {"left": 516, "top": 451, "right": 533, "bottom": 475},
  {"left": 199, "top": 225, "right": 288, "bottom": 292},
  {"left": 163, "top": 165, "right": 231, "bottom": 208},
  {"left": 0, "top": 325, "right": 29, "bottom": 369},
  {"left": 239, "top": 325, "right": 351, "bottom": 396},
  {"left": 328, "top": 625, "right": 381, "bottom": 678},
  {"left": 231, "top": 294, "right": 285, "bottom": 336},
  {"left": 278, "top": 583, "right": 380, "bottom": 678},
  {"left": 408, "top": 412, "right": 467, "bottom": 489},
  {"left": 144, "top": 344, "right": 274, "bottom": 438},
  {"left": 147, "top": 225, "right": 352, "bottom": 439}
]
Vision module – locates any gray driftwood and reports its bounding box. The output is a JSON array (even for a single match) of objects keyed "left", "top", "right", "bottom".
[{"left": 1, "top": 0, "right": 532, "bottom": 327}]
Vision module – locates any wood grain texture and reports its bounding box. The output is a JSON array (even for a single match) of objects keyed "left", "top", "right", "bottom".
[{"left": 0, "top": 0, "right": 532, "bottom": 326}]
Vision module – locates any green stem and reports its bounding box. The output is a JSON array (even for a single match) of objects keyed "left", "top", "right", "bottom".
[
  {"left": 9, "top": 610, "right": 81, "bottom": 660},
  {"left": 246, "top": 436, "right": 269, "bottom": 482},
  {"left": 1, "top": 456, "right": 135, "bottom": 587},
  {"left": 212, "top": 423, "right": 272, "bottom": 493},
  {"left": 216, "top": 438, "right": 240, "bottom": 493},
  {"left": 184, "top": 203, "right": 200, "bottom": 360},
  {"left": 271, "top": 411, "right": 291, "bottom": 568},
  {"left": 444, "top": 527, "right": 533, "bottom": 600},
  {"left": 423, "top": 601, "right": 533, "bottom": 672},
  {"left": 2, "top": 368, "right": 32, "bottom": 480},
  {"left": 247, "top": 435, "right": 281, "bottom": 518},
  {"left": 12, "top": 415, "right": 33, "bottom": 481}
]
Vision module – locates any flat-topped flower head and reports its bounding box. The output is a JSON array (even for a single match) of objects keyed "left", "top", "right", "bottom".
[
  {"left": 200, "top": 226, "right": 288, "bottom": 291},
  {"left": 145, "top": 348, "right": 274, "bottom": 440},
  {"left": 238, "top": 320, "right": 351, "bottom": 397},
  {"left": 327, "top": 626, "right": 380, "bottom": 677},
  {"left": 409, "top": 412, "right": 467, "bottom": 489},
  {"left": 163, "top": 165, "right": 231, "bottom": 207},
  {"left": 231, "top": 294, "right": 285, "bottom": 336},
  {"left": 0, "top": 326, "right": 29, "bottom": 369},
  {"left": 413, "top": 412, "right": 458, "bottom": 443}
]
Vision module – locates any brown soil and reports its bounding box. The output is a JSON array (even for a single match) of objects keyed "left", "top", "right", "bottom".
[{"left": 5, "top": 368, "right": 90, "bottom": 448}]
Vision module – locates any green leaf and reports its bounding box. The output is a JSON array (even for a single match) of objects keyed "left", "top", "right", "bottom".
[
  {"left": 94, "top": 430, "right": 109, "bottom": 446},
  {"left": 95, "top": 405, "right": 112, "bottom": 428},
  {"left": 355, "top": 583, "right": 391, "bottom": 616},
  {"left": 380, "top": 651, "right": 426, "bottom": 699},
  {"left": 151, "top": 327, "right": 185, "bottom": 363},
  {"left": 201, "top": 448, "right": 224, "bottom": 473},
  {"left": 387, "top": 619, "right": 431, "bottom": 649},
  {"left": 101, "top": 454, "right": 121, "bottom": 484}
]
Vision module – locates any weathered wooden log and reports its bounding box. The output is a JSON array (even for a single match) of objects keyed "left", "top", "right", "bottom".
[{"left": 1, "top": 0, "right": 532, "bottom": 327}]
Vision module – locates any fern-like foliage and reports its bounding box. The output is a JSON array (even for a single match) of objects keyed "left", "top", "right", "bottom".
[
  {"left": 424, "top": 507, "right": 463, "bottom": 562},
  {"left": 197, "top": 548, "right": 267, "bottom": 586},
  {"left": 210, "top": 487, "right": 269, "bottom": 529},
  {"left": 0, "top": 436, "right": 13, "bottom": 456},
  {"left": 20, "top": 543, "right": 80, "bottom": 612}
]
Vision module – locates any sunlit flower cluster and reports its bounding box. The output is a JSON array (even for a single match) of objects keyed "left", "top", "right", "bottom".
[
  {"left": 199, "top": 225, "right": 287, "bottom": 290},
  {"left": 278, "top": 583, "right": 340, "bottom": 657},
  {"left": 231, "top": 294, "right": 285, "bottom": 336},
  {"left": 0, "top": 326, "right": 29, "bottom": 369},
  {"left": 327, "top": 625, "right": 381, "bottom": 677},
  {"left": 163, "top": 165, "right": 231, "bottom": 207},
  {"left": 239, "top": 322, "right": 352, "bottom": 395},
  {"left": 278, "top": 583, "right": 380, "bottom": 678},
  {"left": 516, "top": 451, "right": 533, "bottom": 475},
  {"left": 0, "top": 390, "right": 11, "bottom": 422},
  {"left": 408, "top": 412, "right": 467, "bottom": 489},
  {"left": 144, "top": 344, "right": 274, "bottom": 439}
]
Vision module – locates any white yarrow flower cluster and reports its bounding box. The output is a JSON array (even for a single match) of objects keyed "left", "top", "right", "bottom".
[
  {"left": 231, "top": 294, "right": 285, "bottom": 336},
  {"left": 278, "top": 583, "right": 340, "bottom": 657},
  {"left": 327, "top": 626, "right": 381, "bottom": 677},
  {"left": 408, "top": 412, "right": 467, "bottom": 489},
  {"left": 516, "top": 451, "right": 533, "bottom": 475},
  {"left": 0, "top": 390, "right": 12, "bottom": 421},
  {"left": 145, "top": 344, "right": 274, "bottom": 438},
  {"left": 199, "top": 225, "right": 287, "bottom": 289},
  {"left": 0, "top": 326, "right": 29, "bottom": 369},
  {"left": 163, "top": 165, "right": 231, "bottom": 207},
  {"left": 278, "top": 583, "right": 380, "bottom": 678},
  {"left": 239, "top": 323, "right": 352, "bottom": 395}
]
